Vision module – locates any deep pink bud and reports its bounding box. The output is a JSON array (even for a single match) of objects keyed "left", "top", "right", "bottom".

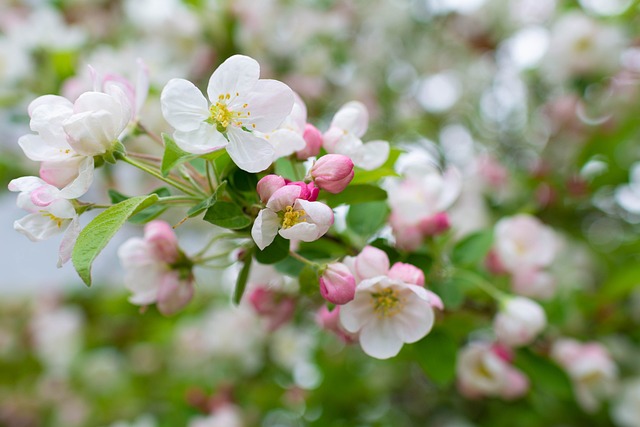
[
  {"left": 144, "top": 220, "right": 179, "bottom": 263},
  {"left": 248, "top": 287, "right": 296, "bottom": 331},
  {"left": 388, "top": 262, "right": 425, "bottom": 286},
  {"left": 287, "top": 181, "right": 318, "bottom": 201},
  {"left": 419, "top": 212, "right": 451, "bottom": 236},
  {"left": 296, "top": 123, "right": 323, "bottom": 159},
  {"left": 310, "top": 154, "right": 355, "bottom": 194},
  {"left": 257, "top": 174, "right": 286, "bottom": 203},
  {"left": 319, "top": 262, "right": 356, "bottom": 305}
]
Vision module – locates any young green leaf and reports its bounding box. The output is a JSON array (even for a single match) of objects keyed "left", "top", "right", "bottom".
[
  {"left": 347, "top": 201, "right": 389, "bottom": 237},
  {"left": 187, "top": 181, "right": 227, "bottom": 218},
  {"left": 451, "top": 229, "right": 494, "bottom": 267},
  {"left": 255, "top": 234, "right": 290, "bottom": 264},
  {"left": 161, "top": 133, "right": 196, "bottom": 177},
  {"left": 233, "top": 252, "right": 253, "bottom": 304},
  {"left": 203, "top": 201, "right": 252, "bottom": 229},
  {"left": 323, "top": 184, "right": 387, "bottom": 208},
  {"left": 72, "top": 194, "right": 159, "bottom": 287}
]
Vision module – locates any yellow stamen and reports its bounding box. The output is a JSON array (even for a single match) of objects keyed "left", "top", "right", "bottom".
[
  {"left": 42, "top": 212, "right": 64, "bottom": 228},
  {"left": 209, "top": 102, "right": 233, "bottom": 131},
  {"left": 371, "top": 287, "right": 402, "bottom": 317},
  {"left": 282, "top": 205, "right": 306, "bottom": 229}
]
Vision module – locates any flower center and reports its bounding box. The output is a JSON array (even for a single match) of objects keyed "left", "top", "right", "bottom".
[
  {"left": 281, "top": 205, "right": 306, "bottom": 229},
  {"left": 41, "top": 212, "right": 65, "bottom": 228},
  {"left": 371, "top": 287, "right": 402, "bottom": 317},
  {"left": 209, "top": 100, "right": 234, "bottom": 133}
]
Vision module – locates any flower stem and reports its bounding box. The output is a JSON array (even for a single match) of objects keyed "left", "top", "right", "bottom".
[
  {"left": 121, "top": 155, "right": 199, "bottom": 196},
  {"left": 289, "top": 250, "right": 319, "bottom": 268},
  {"left": 137, "top": 122, "right": 164, "bottom": 146}
]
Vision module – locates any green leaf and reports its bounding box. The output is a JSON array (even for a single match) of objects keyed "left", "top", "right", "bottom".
[
  {"left": 350, "top": 148, "right": 402, "bottom": 184},
  {"left": 515, "top": 348, "right": 573, "bottom": 400},
  {"left": 187, "top": 181, "right": 227, "bottom": 218},
  {"left": 255, "top": 234, "right": 290, "bottom": 264},
  {"left": 107, "top": 188, "right": 171, "bottom": 224},
  {"left": 233, "top": 252, "right": 253, "bottom": 304},
  {"left": 203, "top": 201, "right": 251, "bottom": 229},
  {"left": 324, "top": 184, "right": 387, "bottom": 208},
  {"left": 229, "top": 167, "right": 258, "bottom": 193},
  {"left": 347, "top": 201, "right": 389, "bottom": 237},
  {"left": 274, "top": 157, "right": 305, "bottom": 181},
  {"left": 161, "top": 133, "right": 196, "bottom": 177},
  {"left": 432, "top": 276, "right": 472, "bottom": 310},
  {"left": 298, "top": 264, "right": 319, "bottom": 296},
  {"left": 601, "top": 263, "right": 640, "bottom": 300},
  {"left": 451, "top": 229, "right": 494, "bottom": 266},
  {"left": 413, "top": 329, "right": 457, "bottom": 387},
  {"left": 72, "top": 194, "right": 159, "bottom": 286}
]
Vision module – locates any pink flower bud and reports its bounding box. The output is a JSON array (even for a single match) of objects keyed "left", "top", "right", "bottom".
[
  {"left": 494, "top": 296, "right": 546, "bottom": 347},
  {"left": 419, "top": 212, "right": 451, "bottom": 236},
  {"left": 315, "top": 306, "right": 357, "bottom": 343},
  {"left": 388, "top": 262, "right": 425, "bottom": 286},
  {"left": 248, "top": 287, "right": 296, "bottom": 331},
  {"left": 310, "top": 154, "right": 354, "bottom": 194},
  {"left": 257, "top": 174, "right": 286, "bottom": 203},
  {"left": 296, "top": 123, "right": 323, "bottom": 159},
  {"left": 319, "top": 263, "right": 356, "bottom": 305},
  {"left": 156, "top": 271, "right": 194, "bottom": 315},
  {"left": 144, "top": 220, "right": 179, "bottom": 263}
]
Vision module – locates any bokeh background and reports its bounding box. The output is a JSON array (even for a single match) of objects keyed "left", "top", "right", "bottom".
[{"left": 2, "top": 0, "right": 640, "bottom": 426}]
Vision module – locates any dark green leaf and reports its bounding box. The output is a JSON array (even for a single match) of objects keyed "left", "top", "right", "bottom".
[
  {"left": 187, "top": 181, "right": 227, "bottom": 218},
  {"left": 73, "top": 194, "right": 159, "bottom": 286},
  {"left": 515, "top": 348, "right": 573, "bottom": 400},
  {"left": 324, "top": 185, "right": 387, "bottom": 208},
  {"left": 233, "top": 252, "right": 253, "bottom": 304},
  {"left": 413, "top": 329, "right": 457, "bottom": 387},
  {"left": 347, "top": 201, "right": 389, "bottom": 237},
  {"left": 203, "top": 201, "right": 251, "bottom": 229},
  {"left": 601, "top": 263, "right": 640, "bottom": 300},
  {"left": 451, "top": 229, "right": 494, "bottom": 266},
  {"left": 229, "top": 167, "right": 258, "bottom": 193},
  {"left": 161, "top": 133, "right": 196, "bottom": 177},
  {"left": 255, "top": 234, "right": 290, "bottom": 264}
]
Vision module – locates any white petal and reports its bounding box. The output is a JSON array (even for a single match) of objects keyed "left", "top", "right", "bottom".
[
  {"left": 353, "top": 140, "right": 390, "bottom": 171},
  {"left": 161, "top": 78, "right": 209, "bottom": 132},
  {"left": 226, "top": 129, "right": 274, "bottom": 173},
  {"left": 48, "top": 199, "right": 76, "bottom": 219},
  {"left": 173, "top": 122, "right": 228, "bottom": 155},
  {"left": 59, "top": 156, "right": 94, "bottom": 199},
  {"left": 58, "top": 216, "right": 81, "bottom": 267},
  {"left": 14, "top": 213, "right": 68, "bottom": 241},
  {"left": 264, "top": 129, "right": 306, "bottom": 159},
  {"left": 236, "top": 79, "right": 294, "bottom": 132},
  {"left": 8, "top": 176, "right": 47, "bottom": 193},
  {"left": 29, "top": 96, "right": 73, "bottom": 141},
  {"left": 359, "top": 317, "right": 404, "bottom": 359},
  {"left": 279, "top": 222, "right": 318, "bottom": 242},
  {"left": 339, "top": 294, "right": 373, "bottom": 333},
  {"left": 331, "top": 101, "right": 369, "bottom": 138},
  {"left": 436, "top": 166, "right": 462, "bottom": 212},
  {"left": 251, "top": 209, "right": 280, "bottom": 250},
  {"left": 207, "top": 55, "right": 260, "bottom": 102},
  {"left": 391, "top": 290, "right": 434, "bottom": 343},
  {"left": 28, "top": 94, "right": 73, "bottom": 117},
  {"left": 18, "top": 134, "right": 73, "bottom": 162},
  {"left": 296, "top": 199, "right": 333, "bottom": 236}
]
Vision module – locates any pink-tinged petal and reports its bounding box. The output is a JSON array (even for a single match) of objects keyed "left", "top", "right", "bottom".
[
  {"left": 18, "top": 134, "right": 73, "bottom": 162},
  {"left": 339, "top": 294, "right": 373, "bottom": 333},
  {"left": 257, "top": 175, "right": 286, "bottom": 203},
  {"left": 352, "top": 140, "right": 389, "bottom": 171},
  {"left": 391, "top": 290, "right": 434, "bottom": 343},
  {"left": 161, "top": 78, "right": 209, "bottom": 132},
  {"left": 500, "top": 368, "right": 530, "bottom": 400},
  {"left": 226, "top": 129, "right": 275, "bottom": 173},
  {"left": 30, "top": 186, "right": 57, "bottom": 207},
  {"left": 355, "top": 246, "right": 390, "bottom": 281},
  {"left": 126, "top": 265, "right": 166, "bottom": 305},
  {"left": 279, "top": 221, "right": 318, "bottom": 242},
  {"left": 266, "top": 185, "right": 302, "bottom": 212},
  {"left": 251, "top": 209, "right": 280, "bottom": 250},
  {"left": 144, "top": 220, "right": 179, "bottom": 263},
  {"left": 173, "top": 123, "right": 228, "bottom": 155},
  {"left": 58, "top": 156, "right": 94, "bottom": 199},
  {"left": 207, "top": 55, "right": 260, "bottom": 102},
  {"left": 331, "top": 101, "right": 369, "bottom": 137},
  {"left": 58, "top": 217, "right": 81, "bottom": 267},
  {"left": 236, "top": 79, "right": 294, "bottom": 132},
  {"left": 157, "top": 272, "right": 194, "bottom": 315},
  {"left": 359, "top": 317, "right": 404, "bottom": 359},
  {"left": 388, "top": 262, "right": 425, "bottom": 286},
  {"left": 134, "top": 58, "right": 150, "bottom": 117},
  {"left": 425, "top": 290, "right": 444, "bottom": 310},
  {"left": 118, "top": 239, "right": 155, "bottom": 268},
  {"left": 296, "top": 199, "right": 333, "bottom": 237},
  {"left": 290, "top": 92, "right": 308, "bottom": 130},
  {"left": 297, "top": 123, "right": 323, "bottom": 159}
]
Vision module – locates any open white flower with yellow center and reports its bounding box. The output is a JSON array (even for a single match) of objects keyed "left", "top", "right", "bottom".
[
  {"left": 340, "top": 276, "right": 435, "bottom": 359},
  {"left": 8, "top": 176, "right": 83, "bottom": 267},
  {"left": 161, "top": 55, "right": 295, "bottom": 172},
  {"left": 251, "top": 184, "right": 333, "bottom": 250}
]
